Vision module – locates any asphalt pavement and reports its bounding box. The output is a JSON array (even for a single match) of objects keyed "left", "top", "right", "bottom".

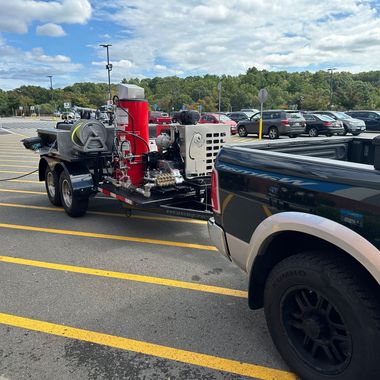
[{"left": 0, "top": 118, "right": 295, "bottom": 380}]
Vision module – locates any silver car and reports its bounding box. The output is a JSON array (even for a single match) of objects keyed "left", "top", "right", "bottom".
[{"left": 313, "top": 111, "right": 366, "bottom": 135}]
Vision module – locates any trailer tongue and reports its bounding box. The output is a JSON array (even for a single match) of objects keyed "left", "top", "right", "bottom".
[{"left": 23, "top": 84, "right": 229, "bottom": 220}]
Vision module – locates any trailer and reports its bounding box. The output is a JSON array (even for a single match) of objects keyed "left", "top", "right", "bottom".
[{"left": 23, "top": 84, "right": 230, "bottom": 221}]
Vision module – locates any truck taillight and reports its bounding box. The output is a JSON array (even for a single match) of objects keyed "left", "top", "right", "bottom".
[{"left": 211, "top": 168, "right": 221, "bottom": 213}]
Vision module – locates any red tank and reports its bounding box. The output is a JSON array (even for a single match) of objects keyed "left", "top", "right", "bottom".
[{"left": 116, "top": 99, "right": 149, "bottom": 186}]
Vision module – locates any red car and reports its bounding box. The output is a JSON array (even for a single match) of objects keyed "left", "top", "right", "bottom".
[
  {"left": 199, "top": 113, "right": 237, "bottom": 134},
  {"left": 149, "top": 111, "right": 172, "bottom": 124}
]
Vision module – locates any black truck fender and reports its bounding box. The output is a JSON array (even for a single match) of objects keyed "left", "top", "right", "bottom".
[{"left": 39, "top": 157, "right": 95, "bottom": 198}]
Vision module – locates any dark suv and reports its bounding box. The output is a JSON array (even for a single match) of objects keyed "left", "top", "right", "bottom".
[
  {"left": 312, "top": 111, "right": 366, "bottom": 135},
  {"left": 345, "top": 111, "right": 380, "bottom": 132},
  {"left": 226, "top": 112, "right": 249, "bottom": 123},
  {"left": 237, "top": 110, "right": 306, "bottom": 139}
]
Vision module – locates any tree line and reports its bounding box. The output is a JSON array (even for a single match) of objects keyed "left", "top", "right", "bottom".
[{"left": 1, "top": 67, "right": 380, "bottom": 116}]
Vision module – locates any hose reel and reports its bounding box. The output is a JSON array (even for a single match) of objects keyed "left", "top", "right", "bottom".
[{"left": 70, "top": 120, "right": 108, "bottom": 153}]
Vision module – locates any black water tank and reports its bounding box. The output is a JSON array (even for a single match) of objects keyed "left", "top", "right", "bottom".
[{"left": 172, "top": 110, "right": 200, "bottom": 125}]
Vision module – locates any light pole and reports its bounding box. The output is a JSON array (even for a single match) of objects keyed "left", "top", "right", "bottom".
[
  {"left": 47, "top": 75, "right": 53, "bottom": 102},
  {"left": 328, "top": 68, "right": 336, "bottom": 110},
  {"left": 217, "top": 81, "right": 222, "bottom": 112},
  {"left": 100, "top": 44, "right": 113, "bottom": 103}
]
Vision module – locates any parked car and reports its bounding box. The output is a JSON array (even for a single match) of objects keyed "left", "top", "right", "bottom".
[
  {"left": 345, "top": 110, "right": 380, "bottom": 132},
  {"left": 312, "top": 111, "right": 366, "bottom": 135},
  {"left": 226, "top": 112, "right": 249, "bottom": 123},
  {"left": 149, "top": 111, "right": 172, "bottom": 124},
  {"left": 199, "top": 113, "right": 237, "bottom": 135},
  {"left": 241, "top": 108, "right": 259, "bottom": 114},
  {"left": 303, "top": 113, "right": 344, "bottom": 137},
  {"left": 237, "top": 110, "right": 306, "bottom": 139}
]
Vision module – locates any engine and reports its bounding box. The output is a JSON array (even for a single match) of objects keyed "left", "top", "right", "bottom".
[{"left": 108, "top": 84, "right": 230, "bottom": 198}]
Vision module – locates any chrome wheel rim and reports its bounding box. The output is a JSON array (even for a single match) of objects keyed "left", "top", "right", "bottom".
[
  {"left": 46, "top": 172, "right": 55, "bottom": 197},
  {"left": 309, "top": 128, "right": 317, "bottom": 137},
  {"left": 238, "top": 127, "right": 246, "bottom": 137},
  {"left": 269, "top": 129, "right": 277, "bottom": 139},
  {"left": 62, "top": 179, "right": 72, "bottom": 208}
]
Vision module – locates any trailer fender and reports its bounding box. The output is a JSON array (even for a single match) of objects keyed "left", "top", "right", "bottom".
[{"left": 39, "top": 157, "right": 95, "bottom": 198}]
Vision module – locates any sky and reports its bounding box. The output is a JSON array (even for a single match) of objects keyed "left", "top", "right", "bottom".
[{"left": 0, "top": 0, "right": 380, "bottom": 90}]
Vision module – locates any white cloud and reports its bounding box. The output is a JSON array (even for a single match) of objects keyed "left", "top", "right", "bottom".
[
  {"left": 2, "top": 0, "right": 380, "bottom": 89},
  {"left": 25, "top": 47, "right": 71, "bottom": 63},
  {"left": 0, "top": 40, "right": 82, "bottom": 89},
  {"left": 0, "top": 0, "right": 91, "bottom": 34},
  {"left": 36, "top": 23, "right": 66, "bottom": 37},
  {"left": 90, "top": 0, "right": 380, "bottom": 78}
]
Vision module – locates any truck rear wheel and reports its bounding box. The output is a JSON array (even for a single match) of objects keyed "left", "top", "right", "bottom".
[
  {"left": 264, "top": 252, "right": 380, "bottom": 380},
  {"left": 45, "top": 166, "right": 61, "bottom": 206},
  {"left": 59, "top": 172, "right": 88, "bottom": 217}
]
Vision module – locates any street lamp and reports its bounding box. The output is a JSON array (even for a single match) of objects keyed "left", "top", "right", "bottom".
[
  {"left": 327, "top": 68, "right": 336, "bottom": 110},
  {"left": 217, "top": 81, "right": 222, "bottom": 113},
  {"left": 47, "top": 75, "right": 53, "bottom": 102},
  {"left": 100, "top": 43, "right": 113, "bottom": 103}
]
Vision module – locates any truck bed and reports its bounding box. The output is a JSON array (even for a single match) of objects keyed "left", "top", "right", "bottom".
[
  {"left": 232, "top": 136, "right": 375, "bottom": 165},
  {"left": 215, "top": 136, "right": 380, "bottom": 249}
]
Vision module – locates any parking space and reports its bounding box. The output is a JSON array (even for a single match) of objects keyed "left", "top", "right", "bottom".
[{"left": 0, "top": 123, "right": 297, "bottom": 379}]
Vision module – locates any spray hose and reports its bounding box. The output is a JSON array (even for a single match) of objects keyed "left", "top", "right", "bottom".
[{"left": 0, "top": 169, "right": 39, "bottom": 181}]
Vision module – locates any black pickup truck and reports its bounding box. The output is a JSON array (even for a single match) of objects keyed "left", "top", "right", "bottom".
[{"left": 208, "top": 136, "right": 380, "bottom": 380}]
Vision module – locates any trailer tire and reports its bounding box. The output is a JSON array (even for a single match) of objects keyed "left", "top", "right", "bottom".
[
  {"left": 59, "top": 172, "right": 88, "bottom": 217},
  {"left": 45, "top": 166, "right": 61, "bottom": 206},
  {"left": 264, "top": 251, "right": 380, "bottom": 380}
]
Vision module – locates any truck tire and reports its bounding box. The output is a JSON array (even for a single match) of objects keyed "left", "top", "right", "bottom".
[
  {"left": 59, "top": 172, "right": 88, "bottom": 217},
  {"left": 45, "top": 166, "right": 61, "bottom": 206},
  {"left": 238, "top": 126, "right": 248, "bottom": 137},
  {"left": 268, "top": 126, "right": 279, "bottom": 139},
  {"left": 264, "top": 252, "right": 380, "bottom": 380}
]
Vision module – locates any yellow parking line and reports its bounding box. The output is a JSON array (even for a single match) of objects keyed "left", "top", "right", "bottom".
[
  {"left": 0, "top": 149, "right": 34, "bottom": 151},
  {"left": 0, "top": 164, "right": 36, "bottom": 168},
  {"left": 0, "top": 255, "right": 246, "bottom": 298},
  {"left": 0, "top": 159, "right": 39, "bottom": 163},
  {"left": 0, "top": 170, "right": 35, "bottom": 174},
  {"left": 0, "top": 197, "right": 207, "bottom": 225},
  {"left": 0, "top": 155, "right": 37, "bottom": 159},
  {"left": 9, "top": 179, "right": 41, "bottom": 184},
  {"left": 0, "top": 312, "right": 295, "bottom": 380},
  {"left": 0, "top": 189, "right": 45, "bottom": 195},
  {"left": 0, "top": 223, "right": 217, "bottom": 251}
]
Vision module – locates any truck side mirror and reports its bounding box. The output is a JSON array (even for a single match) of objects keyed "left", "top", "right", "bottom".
[{"left": 373, "top": 135, "right": 380, "bottom": 170}]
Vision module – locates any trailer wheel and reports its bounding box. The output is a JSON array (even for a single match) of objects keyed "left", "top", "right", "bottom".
[
  {"left": 59, "top": 172, "right": 88, "bottom": 217},
  {"left": 45, "top": 166, "right": 61, "bottom": 206},
  {"left": 264, "top": 252, "right": 380, "bottom": 380}
]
